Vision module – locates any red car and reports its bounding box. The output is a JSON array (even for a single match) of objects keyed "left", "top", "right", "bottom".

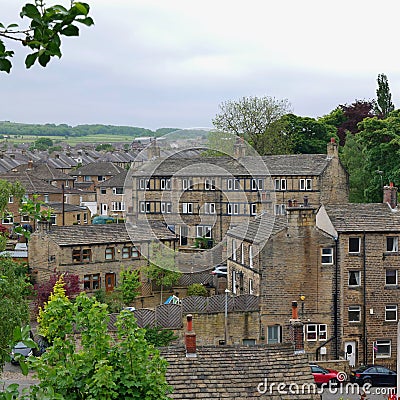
[{"left": 310, "top": 364, "right": 340, "bottom": 385}]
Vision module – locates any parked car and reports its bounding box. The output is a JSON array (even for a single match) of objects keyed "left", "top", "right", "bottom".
[
  {"left": 211, "top": 265, "right": 227, "bottom": 277},
  {"left": 310, "top": 364, "right": 340, "bottom": 385},
  {"left": 350, "top": 365, "right": 396, "bottom": 386},
  {"left": 10, "top": 342, "right": 33, "bottom": 365}
]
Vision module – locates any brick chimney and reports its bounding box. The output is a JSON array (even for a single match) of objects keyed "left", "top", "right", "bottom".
[
  {"left": 326, "top": 137, "right": 338, "bottom": 159},
  {"left": 146, "top": 138, "right": 160, "bottom": 160},
  {"left": 289, "top": 301, "right": 304, "bottom": 354},
  {"left": 286, "top": 198, "right": 316, "bottom": 227},
  {"left": 233, "top": 136, "right": 246, "bottom": 158},
  {"left": 185, "top": 314, "right": 197, "bottom": 358},
  {"left": 383, "top": 182, "right": 398, "bottom": 209}
]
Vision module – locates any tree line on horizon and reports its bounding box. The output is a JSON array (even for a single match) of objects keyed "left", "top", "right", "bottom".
[{"left": 212, "top": 73, "right": 398, "bottom": 204}]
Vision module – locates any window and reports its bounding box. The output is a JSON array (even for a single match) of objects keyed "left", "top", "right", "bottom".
[
  {"left": 182, "top": 178, "right": 193, "bottom": 190},
  {"left": 234, "top": 179, "right": 240, "bottom": 190},
  {"left": 8, "top": 196, "right": 13, "bottom": 203},
  {"left": 160, "top": 178, "right": 171, "bottom": 190},
  {"left": 250, "top": 203, "right": 257, "bottom": 215},
  {"left": 100, "top": 188, "right": 106, "bottom": 195},
  {"left": 204, "top": 179, "right": 216, "bottom": 190},
  {"left": 76, "top": 214, "right": 81, "bottom": 224},
  {"left": 249, "top": 278, "right": 254, "bottom": 294},
  {"left": 227, "top": 179, "right": 233, "bottom": 190},
  {"left": 227, "top": 203, "right": 239, "bottom": 215},
  {"left": 267, "top": 326, "right": 281, "bottom": 344},
  {"left": 280, "top": 179, "right": 286, "bottom": 191},
  {"left": 196, "top": 225, "right": 212, "bottom": 238},
  {"left": 122, "top": 246, "right": 140, "bottom": 258},
  {"left": 241, "top": 243, "right": 244, "bottom": 264},
  {"left": 105, "top": 247, "right": 114, "bottom": 260},
  {"left": 161, "top": 202, "right": 172, "bottom": 214},
  {"left": 44, "top": 194, "right": 49, "bottom": 203},
  {"left": 385, "top": 305, "right": 397, "bottom": 321},
  {"left": 386, "top": 236, "right": 398, "bottom": 252},
  {"left": 112, "top": 187, "right": 124, "bottom": 195},
  {"left": 83, "top": 213, "right": 88, "bottom": 224},
  {"left": 232, "top": 270, "right": 237, "bottom": 294},
  {"left": 300, "top": 178, "right": 312, "bottom": 191},
  {"left": 21, "top": 214, "right": 30, "bottom": 223},
  {"left": 72, "top": 248, "right": 91, "bottom": 263},
  {"left": 251, "top": 178, "right": 263, "bottom": 191},
  {"left": 84, "top": 175, "right": 91, "bottom": 182},
  {"left": 375, "top": 340, "right": 391, "bottom": 358},
  {"left": 274, "top": 179, "right": 280, "bottom": 190},
  {"left": 274, "top": 204, "right": 286, "bottom": 215},
  {"left": 348, "top": 306, "right": 361, "bottom": 322},
  {"left": 321, "top": 248, "right": 333, "bottom": 264},
  {"left": 140, "top": 202, "right": 145, "bottom": 213},
  {"left": 232, "top": 239, "right": 237, "bottom": 261},
  {"left": 249, "top": 245, "right": 254, "bottom": 268},
  {"left": 49, "top": 214, "right": 56, "bottom": 225},
  {"left": 84, "top": 274, "right": 100, "bottom": 290},
  {"left": 306, "top": 324, "right": 327, "bottom": 341},
  {"left": 348, "top": 271, "right": 361, "bottom": 287},
  {"left": 139, "top": 179, "right": 149, "bottom": 190},
  {"left": 204, "top": 202, "right": 216, "bottom": 214},
  {"left": 349, "top": 237, "right": 360, "bottom": 253},
  {"left": 182, "top": 203, "right": 193, "bottom": 214},
  {"left": 2, "top": 213, "right": 13, "bottom": 224},
  {"left": 112, "top": 202, "right": 125, "bottom": 211},
  {"left": 97, "top": 176, "right": 105, "bottom": 182},
  {"left": 385, "top": 269, "right": 397, "bottom": 285}
]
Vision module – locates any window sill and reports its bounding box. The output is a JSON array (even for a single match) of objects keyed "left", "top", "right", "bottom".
[{"left": 384, "top": 285, "right": 399, "bottom": 290}]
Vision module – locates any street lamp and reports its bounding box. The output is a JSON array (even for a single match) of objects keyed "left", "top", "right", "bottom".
[{"left": 224, "top": 288, "right": 230, "bottom": 344}]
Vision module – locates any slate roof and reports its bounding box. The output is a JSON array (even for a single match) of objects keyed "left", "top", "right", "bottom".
[
  {"left": 133, "top": 154, "right": 331, "bottom": 177},
  {"left": 69, "top": 162, "right": 125, "bottom": 177},
  {"left": 37, "top": 221, "right": 176, "bottom": 246},
  {"left": 0, "top": 171, "right": 62, "bottom": 194},
  {"left": 44, "top": 202, "right": 89, "bottom": 212},
  {"left": 227, "top": 213, "right": 287, "bottom": 243},
  {"left": 325, "top": 203, "right": 400, "bottom": 232},
  {"left": 160, "top": 344, "right": 318, "bottom": 399},
  {"left": 97, "top": 171, "right": 128, "bottom": 188},
  {"left": 13, "top": 162, "right": 73, "bottom": 181}
]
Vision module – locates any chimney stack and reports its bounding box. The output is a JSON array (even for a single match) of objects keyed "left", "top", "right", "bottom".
[
  {"left": 289, "top": 301, "right": 304, "bottom": 354},
  {"left": 185, "top": 314, "right": 197, "bottom": 357},
  {"left": 326, "top": 137, "right": 338, "bottom": 159},
  {"left": 383, "top": 182, "right": 398, "bottom": 209},
  {"left": 233, "top": 137, "right": 246, "bottom": 158}
]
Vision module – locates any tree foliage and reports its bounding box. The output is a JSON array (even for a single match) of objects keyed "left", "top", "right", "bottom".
[
  {"left": 186, "top": 283, "right": 208, "bottom": 297},
  {"left": 374, "top": 73, "right": 395, "bottom": 118},
  {"left": 30, "top": 286, "right": 172, "bottom": 399},
  {"left": 341, "top": 110, "right": 400, "bottom": 202},
  {"left": 0, "top": 1, "right": 94, "bottom": 73},
  {"left": 278, "top": 114, "right": 337, "bottom": 154},
  {"left": 118, "top": 267, "right": 141, "bottom": 305},
  {"left": 0, "top": 258, "right": 30, "bottom": 372},
  {"left": 212, "top": 96, "right": 292, "bottom": 154},
  {"left": 33, "top": 272, "right": 80, "bottom": 314},
  {"left": 143, "top": 326, "right": 178, "bottom": 347}
]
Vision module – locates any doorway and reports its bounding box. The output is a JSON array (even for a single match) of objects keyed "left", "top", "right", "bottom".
[{"left": 344, "top": 341, "right": 356, "bottom": 367}]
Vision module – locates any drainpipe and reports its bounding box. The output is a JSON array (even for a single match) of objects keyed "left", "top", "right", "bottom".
[
  {"left": 334, "top": 237, "right": 339, "bottom": 359},
  {"left": 363, "top": 232, "right": 367, "bottom": 365}
]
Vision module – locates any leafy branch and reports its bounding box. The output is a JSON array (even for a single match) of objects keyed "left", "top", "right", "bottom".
[{"left": 0, "top": 1, "right": 94, "bottom": 73}]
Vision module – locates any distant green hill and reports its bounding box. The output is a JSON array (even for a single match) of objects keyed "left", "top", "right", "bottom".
[{"left": 0, "top": 121, "right": 155, "bottom": 138}]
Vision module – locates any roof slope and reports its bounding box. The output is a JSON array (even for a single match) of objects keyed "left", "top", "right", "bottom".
[
  {"left": 161, "top": 344, "right": 318, "bottom": 399},
  {"left": 324, "top": 203, "right": 400, "bottom": 232},
  {"left": 36, "top": 221, "right": 176, "bottom": 245},
  {"left": 70, "top": 162, "right": 125, "bottom": 176}
]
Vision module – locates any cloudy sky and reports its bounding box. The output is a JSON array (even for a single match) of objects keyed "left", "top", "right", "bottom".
[{"left": 0, "top": 0, "right": 399, "bottom": 131}]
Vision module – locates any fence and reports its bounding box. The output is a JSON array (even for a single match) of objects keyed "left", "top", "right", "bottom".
[{"left": 109, "top": 294, "right": 259, "bottom": 330}]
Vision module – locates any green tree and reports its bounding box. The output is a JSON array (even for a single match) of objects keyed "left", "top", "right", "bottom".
[
  {"left": 145, "top": 245, "right": 181, "bottom": 304},
  {"left": 30, "top": 287, "right": 172, "bottom": 399},
  {"left": 95, "top": 143, "right": 115, "bottom": 152},
  {"left": 187, "top": 283, "right": 208, "bottom": 297},
  {"left": 29, "top": 137, "right": 54, "bottom": 151},
  {"left": 374, "top": 73, "right": 395, "bottom": 118},
  {"left": 143, "top": 326, "right": 178, "bottom": 347},
  {"left": 212, "top": 96, "right": 292, "bottom": 154},
  {"left": 118, "top": 267, "right": 141, "bottom": 305},
  {"left": 0, "top": 1, "right": 94, "bottom": 73},
  {"left": 279, "top": 114, "right": 337, "bottom": 154},
  {"left": 0, "top": 258, "right": 31, "bottom": 372}
]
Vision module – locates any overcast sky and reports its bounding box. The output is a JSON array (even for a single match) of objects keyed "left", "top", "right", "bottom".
[{"left": 1, "top": 1, "right": 399, "bottom": 131}]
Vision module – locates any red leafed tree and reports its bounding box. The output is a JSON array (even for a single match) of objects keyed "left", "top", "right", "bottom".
[
  {"left": 337, "top": 100, "right": 375, "bottom": 146},
  {"left": 33, "top": 273, "right": 80, "bottom": 313}
]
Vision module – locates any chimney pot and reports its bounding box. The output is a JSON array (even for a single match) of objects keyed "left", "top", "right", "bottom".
[{"left": 185, "top": 314, "right": 196, "bottom": 356}]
